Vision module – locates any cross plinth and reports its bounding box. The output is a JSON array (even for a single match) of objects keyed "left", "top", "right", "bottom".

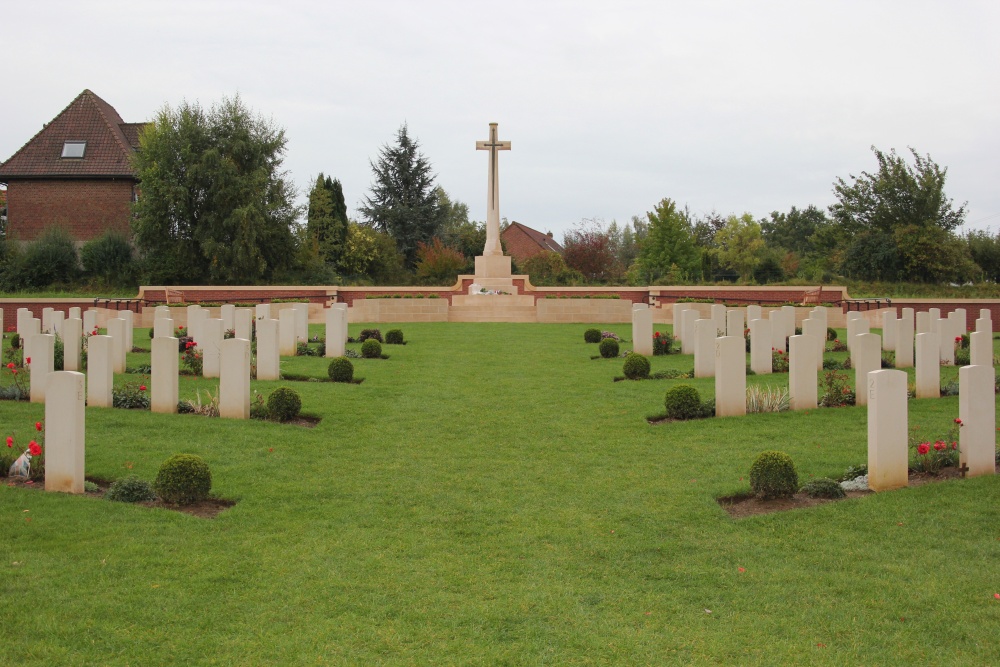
[{"left": 476, "top": 122, "right": 511, "bottom": 257}]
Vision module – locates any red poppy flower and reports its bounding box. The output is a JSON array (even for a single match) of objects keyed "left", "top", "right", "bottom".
[
  {"left": 5, "top": 436, "right": 12, "bottom": 448},
  {"left": 35, "top": 422, "right": 42, "bottom": 431},
  {"left": 917, "top": 443, "right": 930, "bottom": 455},
  {"left": 139, "top": 385, "right": 147, "bottom": 391},
  {"left": 28, "top": 441, "right": 41, "bottom": 456}
]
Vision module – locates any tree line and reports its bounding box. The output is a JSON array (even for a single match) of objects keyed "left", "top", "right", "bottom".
[{"left": 1, "top": 94, "right": 997, "bottom": 291}]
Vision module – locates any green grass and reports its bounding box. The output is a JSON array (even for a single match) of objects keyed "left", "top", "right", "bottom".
[{"left": 1, "top": 324, "right": 999, "bottom": 665}]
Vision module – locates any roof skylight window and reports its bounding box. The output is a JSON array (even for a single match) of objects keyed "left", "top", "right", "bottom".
[{"left": 61, "top": 141, "right": 86, "bottom": 158}]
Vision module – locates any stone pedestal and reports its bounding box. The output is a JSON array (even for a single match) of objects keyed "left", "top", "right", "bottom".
[
  {"left": 235, "top": 308, "right": 252, "bottom": 341},
  {"left": 970, "top": 330, "right": 992, "bottom": 367},
  {"left": 789, "top": 334, "right": 817, "bottom": 410},
  {"left": 87, "top": 335, "right": 114, "bottom": 408},
  {"left": 715, "top": 336, "right": 746, "bottom": 417},
  {"left": 64, "top": 317, "right": 82, "bottom": 372},
  {"left": 202, "top": 318, "right": 224, "bottom": 378},
  {"left": 895, "top": 316, "right": 914, "bottom": 368},
  {"left": 694, "top": 319, "right": 716, "bottom": 378},
  {"left": 749, "top": 319, "right": 772, "bottom": 375},
  {"left": 278, "top": 309, "right": 297, "bottom": 356},
  {"left": 257, "top": 319, "right": 280, "bottom": 381},
  {"left": 852, "top": 333, "right": 881, "bottom": 407},
  {"left": 867, "top": 369, "right": 909, "bottom": 492},
  {"left": 471, "top": 254, "right": 517, "bottom": 294},
  {"left": 151, "top": 337, "right": 179, "bottom": 414},
  {"left": 960, "top": 364, "right": 996, "bottom": 477},
  {"left": 44, "top": 371, "right": 86, "bottom": 494},
  {"left": 632, "top": 305, "right": 653, "bottom": 356},
  {"left": 220, "top": 338, "right": 251, "bottom": 419},
  {"left": 29, "top": 333, "right": 55, "bottom": 403},
  {"left": 915, "top": 332, "right": 940, "bottom": 399},
  {"left": 107, "top": 318, "right": 126, "bottom": 374}
]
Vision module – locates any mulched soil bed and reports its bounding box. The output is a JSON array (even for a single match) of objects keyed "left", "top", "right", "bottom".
[{"left": 719, "top": 463, "right": 999, "bottom": 519}]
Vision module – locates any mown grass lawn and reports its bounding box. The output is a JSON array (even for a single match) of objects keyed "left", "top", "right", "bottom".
[{"left": 1, "top": 323, "right": 998, "bottom": 666}]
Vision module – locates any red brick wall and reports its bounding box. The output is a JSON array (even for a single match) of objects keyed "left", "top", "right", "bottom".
[
  {"left": 502, "top": 226, "right": 549, "bottom": 264},
  {"left": 6, "top": 178, "right": 135, "bottom": 242}
]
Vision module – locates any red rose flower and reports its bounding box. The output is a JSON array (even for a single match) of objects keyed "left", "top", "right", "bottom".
[
  {"left": 952, "top": 442, "right": 958, "bottom": 450},
  {"left": 5, "top": 436, "right": 12, "bottom": 448},
  {"left": 28, "top": 441, "right": 41, "bottom": 456},
  {"left": 35, "top": 422, "right": 42, "bottom": 431},
  {"left": 933, "top": 441, "right": 945, "bottom": 451},
  {"left": 139, "top": 385, "right": 147, "bottom": 391},
  {"left": 917, "top": 443, "right": 930, "bottom": 455},
  {"left": 25, "top": 357, "right": 31, "bottom": 364},
  {"left": 6, "top": 363, "right": 13, "bottom": 369},
  {"left": 954, "top": 418, "right": 962, "bottom": 425},
  {"left": 955, "top": 336, "right": 962, "bottom": 342}
]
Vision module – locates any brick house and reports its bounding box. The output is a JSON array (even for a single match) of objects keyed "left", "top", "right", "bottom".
[
  {"left": 0, "top": 89, "right": 146, "bottom": 243},
  {"left": 501, "top": 221, "right": 563, "bottom": 265}
]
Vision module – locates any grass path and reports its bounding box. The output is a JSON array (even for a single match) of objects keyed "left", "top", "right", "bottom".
[{"left": 1, "top": 323, "right": 998, "bottom": 665}]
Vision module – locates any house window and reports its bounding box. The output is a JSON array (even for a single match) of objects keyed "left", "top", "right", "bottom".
[{"left": 61, "top": 141, "right": 86, "bottom": 158}]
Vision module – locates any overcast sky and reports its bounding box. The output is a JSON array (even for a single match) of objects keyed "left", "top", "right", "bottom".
[{"left": 3, "top": 0, "right": 999, "bottom": 240}]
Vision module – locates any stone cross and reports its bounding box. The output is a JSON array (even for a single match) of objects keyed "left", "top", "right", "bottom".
[{"left": 476, "top": 122, "right": 511, "bottom": 257}]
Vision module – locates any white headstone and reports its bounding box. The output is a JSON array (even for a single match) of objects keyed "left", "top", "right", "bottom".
[
  {"left": 202, "top": 318, "right": 224, "bottom": 378},
  {"left": 279, "top": 309, "right": 298, "bottom": 356},
  {"left": 632, "top": 305, "right": 653, "bottom": 356},
  {"left": 325, "top": 304, "right": 348, "bottom": 358},
  {"left": 42, "top": 307, "right": 55, "bottom": 333},
  {"left": 154, "top": 305, "right": 170, "bottom": 320},
  {"left": 83, "top": 309, "right": 97, "bottom": 334},
  {"left": 154, "top": 317, "right": 174, "bottom": 339},
  {"left": 749, "top": 319, "right": 772, "bottom": 375},
  {"left": 915, "top": 332, "right": 940, "bottom": 399},
  {"left": 726, "top": 309, "right": 744, "bottom": 338},
  {"left": 747, "top": 304, "right": 762, "bottom": 323},
  {"left": 915, "top": 311, "right": 931, "bottom": 335},
  {"left": 107, "top": 318, "right": 126, "bottom": 374},
  {"left": 220, "top": 338, "right": 251, "bottom": 419},
  {"left": 895, "top": 315, "right": 914, "bottom": 368},
  {"left": 294, "top": 302, "right": 309, "bottom": 344},
  {"left": 63, "top": 317, "right": 82, "bottom": 372},
  {"left": 221, "top": 304, "right": 236, "bottom": 332},
  {"left": 959, "top": 364, "right": 996, "bottom": 478},
  {"left": 255, "top": 303, "right": 271, "bottom": 322},
  {"left": 867, "top": 369, "right": 909, "bottom": 492},
  {"left": 938, "top": 321, "right": 955, "bottom": 365},
  {"left": 882, "top": 311, "right": 897, "bottom": 352},
  {"left": 51, "top": 310, "right": 65, "bottom": 338},
  {"left": 235, "top": 308, "right": 252, "bottom": 341},
  {"left": 769, "top": 310, "right": 787, "bottom": 354},
  {"left": 976, "top": 317, "right": 991, "bottom": 334},
  {"left": 186, "top": 305, "right": 203, "bottom": 345},
  {"left": 951, "top": 309, "right": 967, "bottom": 334},
  {"left": 852, "top": 333, "right": 882, "bottom": 407},
  {"left": 151, "top": 337, "right": 179, "bottom": 414},
  {"left": 680, "top": 309, "right": 699, "bottom": 355},
  {"left": 901, "top": 307, "right": 915, "bottom": 327},
  {"left": 789, "top": 334, "right": 817, "bottom": 410},
  {"left": 711, "top": 304, "right": 727, "bottom": 336},
  {"left": 714, "top": 336, "right": 746, "bottom": 417},
  {"left": 781, "top": 305, "right": 796, "bottom": 338},
  {"left": 847, "top": 318, "right": 869, "bottom": 354},
  {"left": 23, "top": 317, "right": 41, "bottom": 363},
  {"left": 68, "top": 306, "right": 82, "bottom": 320},
  {"left": 694, "top": 319, "right": 716, "bottom": 378},
  {"left": 672, "top": 303, "right": 690, "bottom": 345},
  {"left": 970, "top": 330, "right": 992, "bottom": 367},
  {"left": 980, "top": 308, "right": 992, "bottom": 320},
  {"left": 121, "top": 309, "right": 134, "bottom": 352},
  {"left": 810, "top": 306, "right": 829, "bottom": 330},
  {"left": 256, "top": 318, "right": 280, "bottom": 381},
  {"left": 16, "top": 308, "right": 32, "bottom": 336},
  {"left": 29, "top": 334, "right": 55, "bottom": 403},
  {"left": 44, "top": 371, "right": 86, "bottom": 494},
  {"left": 928, "top": 307, "right": 941, "bottom": 322},
  {"left": 87, "top": 335, "right": 114, "bottom": 408},
  {"left": 802, "top": 318, "right": 825, "bottom": 370}
]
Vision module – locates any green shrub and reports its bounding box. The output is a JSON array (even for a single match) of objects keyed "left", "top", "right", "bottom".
[
  {"left": 327, "top": 357, "right": 354, "bottom": 383},
  {"left": 840, "top": 464, "right": 868, "bottom": 481},
  {"left": 112, "top": 380, "right": 150, "bottom": 410},
  {"left": 584, "top": 328, "right": 601, "bottom": 343},
  {"left": 801, "top": 477, "right": 846, "bottom": 499},
  {"left": 663, "top": 384, "right": 702, "bottom": 420},
  {"left": 358, "top": 329, "right": 383, "bottom": 343},
  {"left": 826, "top": 327, "right": 837, "bottom": 341},
  {"left": 622, "top": 353, "right": 650, "bottom": 380},
  {"left": 107, "top": 475, "right": 157, "bottom": 503},
  {"left": 361, "top": 338, "right": 382, "bottom": 359},
  {"left": 267, "top": 387, "right": 302, "bottom": 422},
  {"left": 80, "top": 230, "right": 136, "bottom": 286},
  {"left": 53, "top": 334, "right": 65, "bottom": 371},
  {"left": 20, "top": 226, "right": 80, "bottom": 288},
  {"left": 955, "top": 347, "right": 970, "bottom": 366},
  {"left": 385, "top": 329, "right": 405, "bottom": 345},
  {"left": 153, "top": 454, "right": 212, "bottom": 505},
  {"left": 749, "top": 451, "right": 799, "bottom": 499},
  {"left": 598, "top": 338, "right": 619, "bottom": 358}
]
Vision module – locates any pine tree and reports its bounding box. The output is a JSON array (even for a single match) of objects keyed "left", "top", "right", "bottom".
[
  {"left": 361, "top": 124, "right": 443, "bottom": 268},
  {"left": 307, "top": 173, "right": 348, "bottom": 266}
]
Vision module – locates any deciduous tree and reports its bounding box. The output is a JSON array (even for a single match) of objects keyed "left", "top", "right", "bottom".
[{"left": 634, "top": 198, "right": 700, "bottom": 283}]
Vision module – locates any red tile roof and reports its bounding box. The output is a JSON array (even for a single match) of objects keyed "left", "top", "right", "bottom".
[
  {"left": 504, "top": 221, "right": 564, "bottom": 253},
  {"left": 0, "top": 90, "right": 145, "bottom": 180}
]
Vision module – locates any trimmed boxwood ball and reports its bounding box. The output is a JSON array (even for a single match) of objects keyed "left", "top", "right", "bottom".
[
  {"left": 328, "top": 357, "right": 354, "bottom": 383},
  {"left": 622, "top": 352, "right": 650, "bottom": 379},
  {"left": 153, "top": 454, "right": 212, "bottom": 505},
  {"left": 107, "top": 475, "right": 157, "bottom": 503},
  {"left": 358, "top": 328, "right": 383, "bottom": 343},
  {"left": 663, "top": 384, "right": 702, "bottom": 420},
  {"left": 385, "top": 329, "right": 404, "bottom": 345},
  {"left": 267, "top": 386, "right": 302, "bottom": 422},
  {"left": 599, "top": 337, "right": 619, "bottom": 358},
  {"left": 584, "top": 328, "right": 601, "bottom": 344},
  {"left": 361, "top": 338, "right": 382, "bottom": 359},
  {"left": 749, "top": 450, "right": 799, "bottom": 499},
  {"left": 801, "top": 477, "right": 846, "bottom": 499},
  {"left": 826, "top": 326, "right": 837, "bottom": 341}
]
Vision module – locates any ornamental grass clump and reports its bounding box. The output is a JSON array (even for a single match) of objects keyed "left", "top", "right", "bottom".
[
  {"left": 267, "top": 387, "right": 302, "bottom": 422},
  {"left": 745, "top": 384, "right": 789, "bottom": 413},
  {"left": 153, "top": 454, "right": 212, "bottom": 505},
  {"left": 107, "top": 475, "right": 157, "bottom": 503},
  {"left": 599, "top": 338, "right": 619, "bottom": 359},
  {"left": 622, "top": 353, "right": 650, "bottom": 380},
  {"left": 327, "top": 357, "right": 354, "bottom": 383},
  {"left": 749, "top": 450, "right": 798, "bottom": 499},
  {"left": 584, "top": 328, "right": 601, "bottom": 344},
  {"left": 361, "top": 338, "right": 383, "bottom": 359},
  {"left": 663, "top": 384, "right": 703, "bottom": 420}
]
